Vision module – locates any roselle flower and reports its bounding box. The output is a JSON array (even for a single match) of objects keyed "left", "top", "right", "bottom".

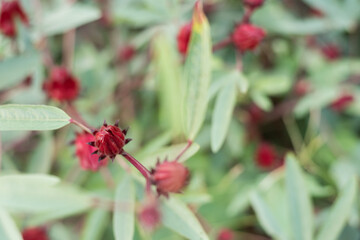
[
  {"left": 22, "top": 227, "right": 48, "bottom": 240},
  {"left": 243, "top": 0, "right": 264, "bottom": 9},
  {"left": 43, "top": 66, "right": 80, "bottom": 102},
  {"left": 177, "top": 22, "right": 192, "bottom": 55},
  {"left": 90, "top": 121, "right": 132, "bottom": 161},
  {"left": 138, "top": 196, "right": 161, "bottom": 231},
  {"left": 255, "top": 143, "right": 277, "bottom": 168},
  {"left": 0, "top": 0, "right": 28, "bottom": 37},
  {"left": 330, "top": 94, "right": 354, "bottom": 112},
  {"left": 217, "top": 228, "right": 234, "bottom": 240},
  {"left": 232, "top": 24, "right": 266, "bottom": 52},
  {"left": 75, "top": 132, "right": 108, "bottom": 171},
  {"left": 117, "top": 45, "right": 135, "bottom": 62},
  {"left": 152, "top": 160, "right": 190, "bottom": 196},
  {"left": 321, "top": 44, "right": 341, "bottom": 61}
]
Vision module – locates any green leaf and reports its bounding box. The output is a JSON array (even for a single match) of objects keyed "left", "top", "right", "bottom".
[
  {"left": 211, "top": 81, "right": 237, "bottom": 152},
  {"left": 153, "top": 34, "right": 182, "bottom": 136},
  {"left": 0, "top": 50, "right": 40, "bottom": 91},
  {"left": 27, "top": 132, "right": 54, "bottom": 173},
  {"left": 316, "top": 177, "right": 357, "bottom": 240},
  {"left": 0, "top": 207, "right": 22, "bottom": 240},
  {"left": 0, "top": 104, "right": 71, "bottom": 131},
  {"left": 251, "top": 91, "right": 273, "bottom": 112},
  {"left": 252, "top": 73, "right": 292, "bottom": 96},
  {"left": 182, "top": 1, "right": 212, "bottom": 140},
  {"left": 285, "top": 154, "right": 313, "bottom": 240},
  {"left": 250, "top": 191, "right": 288, "bottom": 240},
  {"left": 161, "top": 197, "right": 209, "bottom": 240},
  {"left": 42, "top": 4, "right": 100, "bottom": 36},
  {"left": 81, "top": 209, "right": 110, "bottom": 240},
  {"left": 113, "top": 174, "right": 135, "bottom": 240}
]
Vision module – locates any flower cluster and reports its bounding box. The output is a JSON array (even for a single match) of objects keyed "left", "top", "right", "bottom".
[{"left": 0, "top": 0, "right": 28, "bottom": 37}]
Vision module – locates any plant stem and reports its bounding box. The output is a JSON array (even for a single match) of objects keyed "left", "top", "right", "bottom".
[
  {"left": 69, "top": 118, "right": 92, "bottom": 134},
  {"left": 212, "top": 37, "right": 232, "bottom": 52},
  {"left": 121, "top": 151, "right": 152, "bottom": 192},
  {"left": 175, "top": 140, "right": 193, "bottom": 162}
]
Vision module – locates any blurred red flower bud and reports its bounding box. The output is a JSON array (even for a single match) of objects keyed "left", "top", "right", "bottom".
[
  {"left": 118, "top": 45, "right": 135, "bottom": 62},
  {"left": 217, "top": 228, "right": 234, "bottom": 240},
  {"left": 177, "top": 22, "right": 192, "bottom": 55},
  {"left": 321, "top": 44, "right": 341, "bottom": 61},
  {"left": 243, "top": 0, "right": 264, "bottom": 9},
  {"left": 91, "top": 121, "right": 131, "bottom": 161},
  {"left": 152, "top": 160, "right": 190, "bottom": 196},
  {"left": 75, "top": 132, "right": 108, "bottom": 171},
  {"left": 255, "top": 143, "right": 277, "bottom": 168},
  {"left": 232, "top": 24, "right": 266, "bottom": 52},
  {"left": 330, "top": 94, "right": 354, "bottom": 112},
  {"left": 0, "top": 0, "right": 28, "bottom": 37},
  {"left": 248, "top": 103, "right": 264, "bottom": 124},
  {"left": 22, "top": 227, "right": 48, "bottom": 240},
  {"left": 138, "top": 196, "right": 161, "bottom": 231},
  {"left": 43, "top": 67, "right": 80, "bottom": 102},
  {"left": 294, "top": 80, "right": 311, "bottom": 96}
]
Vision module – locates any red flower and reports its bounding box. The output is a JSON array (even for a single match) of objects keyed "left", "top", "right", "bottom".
[
  {"left": 117, "top": 45, "right": 135, "bottom": 62},
  {"left": 75, "top": 132, "right": 108, "bottom": 171},
  {"left": 255, "top": 143, "right": 277, "bottom": 168},
  {"left": 0, "top": 0, "right": 28, "bottom": 37},
  {"left": 330, "top": 94, "right": 354, "bottom": 112},
  {"left": 43, "top": 67, "right": 80, "bottom": 102},
  {"left": 138, "top": 196, "right": 161, "bottom": 231},
  {"left": 177, "top": 22, "right": 192, "bottom": 55},
  {"left": 232, "top": 24, "right": 266, "bottom": 52},
  {"left": 22, "top": 227, "right": 48, "bottom": 240},
  {"left": 321, "top": 44, "right": 341, "bottom": 61},
  {"left": 243, "top": 0, "right": 264, "bottom": 9},
  {"left": 152, "top": 160, "right": 190, "bottom": 196},
  {"left": 91, "top": 121, "right": 131, "bottom": 161},
  {"left": 217, "top": 228, "right": 234, "bottom": 240}
]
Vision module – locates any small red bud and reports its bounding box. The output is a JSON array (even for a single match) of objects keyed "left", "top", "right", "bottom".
[
  {"left": 0, "top": 0, "right": 28, "bottom": 37},
  {"left": 177, "top": 22, "right": 192, "bottom": 55},
  {"left": 75, "top": 132, "right": 108, "bottom": 171},
  {"left": 93, "top": 122, "right": 131, "bottom": 161},
  {"left": 217, "top": 228, "right": 234, "bottom": 240},
  {"left": 330, "top": 94, "right": 354, "bottom": 112},
  {"left": 117, "top": 45, "right": 135, "bottom": 62},
  {"left": 22, "top": 227, "right": 49, "bottom": 240},
  {"left": 138, "top": 196, "right": 161, "bottom": 231},
  {"left": 152, "top": 160, "right": 190, "bottom": 196},
  {"left": 255, "top": 143, "right": 277, "bottom": 169},
  {"left": 43, "top": 66, "right": 80, "bottom": 102},
  {"left": 321, "top": 44, "right": 341, "bottom": 61},
  {"left": 232, "top": 24, "right": 266, "bottom": 52},
  {"left": 294, "top": 80, "right": 311, "bottom": 96},
  {"left": 247, "top": 103, "right": 264, "bottom": 124},
  {"left": 243, "top": 0, "right": 264, "bottom": 9}
]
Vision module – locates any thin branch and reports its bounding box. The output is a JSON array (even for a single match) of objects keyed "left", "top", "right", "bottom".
[
  {"left": 69, "top": 119, "right": 92, "bottom": 134},
  {"left": 212, "top": 37, "right": 232, "bottom": 52},
  {"left": 175, "top": 140, "right": 193, "bottom": 162}
]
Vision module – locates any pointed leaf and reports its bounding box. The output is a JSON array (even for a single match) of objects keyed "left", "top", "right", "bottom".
[
  {"left": 211, "top": 81, "right": 237, "bottom": 152},
  {"left": 161, "top": 197, "right": 209, "bottom": 240},
  {"left": 182, "top": 1, "right": 212, "bottom": 140},
  {"left": 0, "top": 207, "right": 22, "bottom": 240},
  {"left": 285, "top": 154, "right": 313, "bottom": 240},
  {"left": 0, "top": 104, "right": 71, "bottom": 131},
  {"left": 113, "top": 174, "right": 135, "bottom": 240},
  {"left": 316, "top": 177, "right": 357, "bottom": 240}
]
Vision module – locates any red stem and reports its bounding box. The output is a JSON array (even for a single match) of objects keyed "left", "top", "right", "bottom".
[
  {"left": 241, "top": 7, "right": 254, "bottom": 23},
  {"left": 69, "top": 119, "right": 92, "bottom": 134},
  {"left": 175, "top": 140, "right": 193, "bottom": 162},
  {"left": 212, "top": 37, "right": 232, "bottom": 52},
  {"left": 121, "top": 151, "right": 152, "bottom": 192}
]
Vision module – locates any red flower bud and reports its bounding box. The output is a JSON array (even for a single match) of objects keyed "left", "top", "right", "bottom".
[
  {"left": 330, "top": 94, "right": 354, "bottom": 112},
  {"left": 294, "top": 80, "right": 311, "bottom": 96},
  {"left": 117, "top": 45, "right": 135, "bottom": 62},
  {"left": 152, "top": 160, "right": 190, "bottom": 196},
  {"left": 247, "top": 103, "right": 264, "bottom": 124},
  {"left": 43, "top": 67, "right": 80, "bottom": 102},
  {"left": 177, "top": 22, "right": 192, "bottom": 55},
  {"left": 243, "top": 0, "right": 264, "bottom": 9},
  {"left": 138, "top": 196, "right": 161, "bottom": 231},
  {"left": 232, "top": 24, "right": 266, "bottom": 52},
  {"left": 217, "top": 228, "right": 234, "bottom": 240},
  {"left": 91, "top": 121, "right": 132, "bottom": 161},
  {"left": 321, "top": 44, "right": 341, "bottom": 61},
  {"left": 0, "top": 0, "right": 28, "bottom": 37},
  {"left": 255, "top": 143, "right": 277, "bottom": 169},
  {"left": 22, "top": 227, "right": 49, "bottom": 240},
  {"left": 75, "top": 132, "right": 108, "bottom": 171}
]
